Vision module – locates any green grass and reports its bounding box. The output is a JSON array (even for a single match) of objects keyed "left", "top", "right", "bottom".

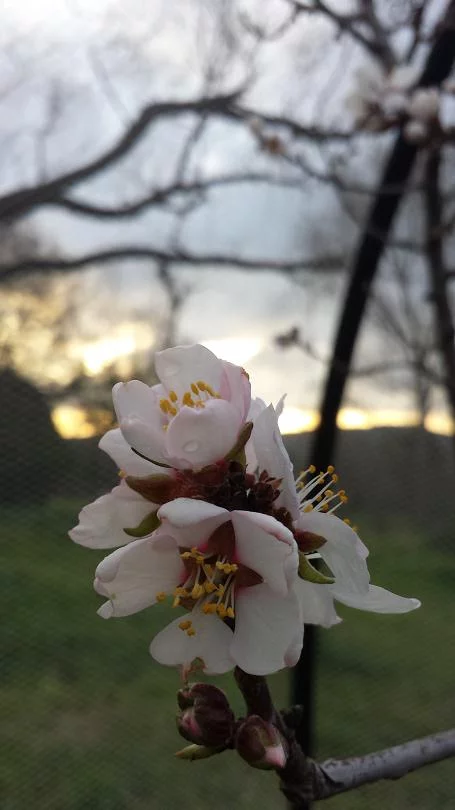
[{"left": 1, "top": 500, "right": 454, "bottom": 809}]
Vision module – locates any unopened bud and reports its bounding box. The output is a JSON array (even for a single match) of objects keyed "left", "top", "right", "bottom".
[
  {"left": 176, "top": 683, "right": 235, "bottom": 747},
  {"left": 235, "top": 715, "right": 287, "bottom": 770}
]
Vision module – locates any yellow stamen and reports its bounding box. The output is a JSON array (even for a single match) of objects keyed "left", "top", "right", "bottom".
[
  {"left": 190, "top": 383, "right": 199, "bottom": 395},
  {"left": 180, "top": 551, "right": 192, "bottom": 559},
  {"left": 303, "top": 504, "right": 314, "bottom": 512},
  {"left": 327, "top": 465, "right": 335, "bottom": 474},
  {"left": 179, "top": 620, "right": 192, "bottom": 631},
  {"left": 169, "top": 390, "right": 178, "bottom": 403},
  {"left": 160, "top": 398, "right": 171, "bottom": 413},
  {"left": 186, "top": 628, "right": 196, "bottom": 636},
  {"left": 226, "top": 607, "right": 235, "bottom": 619},
  {"left": 155, "top": 592, "right": 167, "bottom": 602},
  {"left": 182, "top": 392, "right": 195, "bottom": 407}
]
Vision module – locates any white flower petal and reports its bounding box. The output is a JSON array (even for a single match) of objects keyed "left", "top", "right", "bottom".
[
  {"left": 119, "top": 417, "right": 170, "bottom": 467},
  {"left": 158, "top": 498, "right": 229, "bottom": 547},
  {"left": 95, "top": 534, "right": 183, "bottom": 617},
  {"left": 150, "top": 610, "right": 234, "bottom": 674},
  {"left": 332, "top": 584, "right": 421, "bottom": 614},
  {"left": 69, "top": 483, "right": 152, "bottom": 549},
  {"left": 219, "top": 360, "right": 251, "bottom": 420},
  {"left": 112, "top": 380, "right": 157, "bottom": 424},
  {"left": 231, "top": 584, "right": 302, "bottom": 675},
  {"left": 155, "top": 344, "right": 223, "bottom": 398},
  {"left": 252, "top": 404, "right": 299, "bottom": 520},
  {"left": 232, "top": 511, "right": 298, "bottom": 596},
  {"left": 296, "top": 511, "right": 369, "bottom": 595},
  {"left": 99, "top": 428, "right": 165, "bottom": 476},
  {"left": 294, "top": 580, "right": 341, "bottom": 628},
  {"left": 245, "top": 397, "right": 267, "bottom": 472},
  {"left": 165, "top": 400, "right": 241, "bottom": 468}
]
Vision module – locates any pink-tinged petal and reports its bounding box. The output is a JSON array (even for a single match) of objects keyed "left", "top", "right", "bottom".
[
  {"left": 165, "top": 400, "right": 241, "bottom": 468},
  {"left": 112, "top": 380, "right": 157, "bottom": 424},
  {"left": 99, "top": 428, "right": 167, "bottom": 476},
  {"left": 294, "top": 580, "right": 341, "bottom": 628},
  {"left": 296, "top": 511, "right": 370, "bottom": 595},
  {"left": 231, "top": 584, "right": 302, "bottom": 675},
  {"left": 158, "top": 498, "right": 229, "bottom": 547},
  {"left": 331, "top": 584, "right": 421, "bottom": 614},
  {"left": 252, "top": 404, "right": 300, "bottom": 520},
  {"left": 150, "top": 610, "right": 234, "bottom": 674},
  {"left": 94, "top": 534, "right": 183, "bottom": 618},
  {"left": 69, "top": 482, "right": 152, "bottom": 549},
  {"left": 232, "top": 511, "right": 298, "bottom": 596},
  {"left": 155, "top": 344, "right": 223, "bottom": 397},
  {"left": 219, "top": 361, "right": 251, "bottom": 420}
]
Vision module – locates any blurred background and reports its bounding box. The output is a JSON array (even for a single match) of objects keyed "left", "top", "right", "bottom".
[{"left": 1, "top": 1, "right": 454, "bottom": 808}]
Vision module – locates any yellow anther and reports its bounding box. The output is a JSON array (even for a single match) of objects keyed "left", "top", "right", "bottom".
[
  {"left": 182, "top": 392, "right": 195, "bottom": 407},
  {"left": 197, "top": 380, "right": 207, "bottom": 391},
  {"left": 180, "top": 551, "right": 192, "bottom": 559},
  {"left": 325, "top": 490, "right": 334, "bottom": 498},
  {"left": 341, "top": 495, "right": 349, "bottom": 503},
  {"left": 320, "top": 504, "right": 329, "bottom": 512},
  {"left": 118, "top": 469, "right": 127, "bottom": 478},
  {"left": 205, "top": 384, "right": 216, "bottom": 397},
  {"left": 343, "top": 518, "right": 351, "bottom": 525},
  {"left": 169, "top": 390, "right": 178, "bottom": 403},
  {"left": 186, "top": 628, "right": 196, "bottom": 637},
  {"left": 226, "top": 607, "right": 235, "bottom": 619},
  {"left": 174, "top": 586, "right": 189, "bottom": 597},
  {"left": 155, "top": 592, "right": 167, "bottom": 602},
  {"left": 195, "top": 555, "right": 205, "bottom": 564},
  {"left": 204, "top": 582, "right": 217, "bottom": 594},
  {"left": 327, "top": 465, "right": 335, "bottom": 474},
  {"left": 204, "top": 603, "right": 217, "bottom": 614},
  {"left": 309, "top": 465, "right": 316, "bottom": 473},
  {"left": 179, "top": 620, "right": 192, "bottom": 631},
  {"left": 216, "top": 585, "right": 226, "bottom": 596},
  {"left": 173, "top": 597, "right": 181, "bottom": 608},
  {"left": 338, "top": 490, "right": 346, "bottom": 497},
  {"left": 217, "top": 605, "right": 227, "bottom": 618},
  {"left": 190, "top": 383, "right": 199, "bottom": 395},
  {"left": 160, "top": 398, "right": 171, "bottom": 413},
  {"left": 229, "top": 564, "right": 238, "bottom": 573},
  {"left": 303, "top": 504, "right": 314, "bottom": 513},
  {"left": 191, "top": 547, "right": 199, "bottom": 555},
  {"left": 169, "top": 405, "right": 178, "bottom": 416},
  {"left": 352, "top": 525, "right": 358, "bottom": 533},
  {"left": 331, "top": 474, "right": 339, "bottom": 483},
  {"left": 203, "top": 564, "right": 214, "bottom": 576},
  {"left": 191, "top": 584, "right": 205, "bottom": 599},
  {"left": 216, "top": 561, "right": 225, "bottom": 570}
]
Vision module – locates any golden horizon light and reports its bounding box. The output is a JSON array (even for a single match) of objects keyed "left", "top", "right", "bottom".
[{"left": 52, "top": 403, "right": 454, "bottom": 440}]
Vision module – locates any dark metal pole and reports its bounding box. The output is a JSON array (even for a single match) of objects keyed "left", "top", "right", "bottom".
[{"left": 291, "top": 7, "right": 455, "bottom": 806}]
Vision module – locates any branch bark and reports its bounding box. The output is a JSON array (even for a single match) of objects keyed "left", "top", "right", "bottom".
[
  {"left": 234, "top": 669, "right": 455, "bottom": 805},
  {"left": 424, "top": 147, "right": 455, "bottom": 457}
]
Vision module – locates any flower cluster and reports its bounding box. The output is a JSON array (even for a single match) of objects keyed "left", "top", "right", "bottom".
[
  {"left": 70, "top": 344, "right": 419, "bottom": 676},
  {"left": 350, "top": 63, "right": 454, "bottom": 144}
]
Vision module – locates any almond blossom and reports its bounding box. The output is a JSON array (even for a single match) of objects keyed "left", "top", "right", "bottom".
[
  {"left": 69, "top": 345, "right": 419, "bottom": 678},
  {"left": 113, "top": 343, "right": 251, "bottom": 470}
]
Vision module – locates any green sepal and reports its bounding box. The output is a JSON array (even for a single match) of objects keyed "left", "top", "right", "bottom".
[
  {"left": 124, "top": 510, "right": 161, "bottom": 538},
  {"left": 175, "top": 743, "right": 225, "bottom": 761},
  {"left": 298, "top": 552, "right": 334, "bottom": 585},
  {"left": 225, "top": 421, "right": 253, "bottom": 465}
]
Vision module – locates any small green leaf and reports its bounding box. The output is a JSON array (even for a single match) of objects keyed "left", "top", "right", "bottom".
[
  {"left": 124, "top": 511, "right": 160, "bottom": 538},
  {"left": 225, "top": 421, "right": 253, "bottom": 464},
  {"left": 298, "top": 552, "right": 334, "bottom": 585},
  {"left": 175, "top": 743, "right": 225, "bottom": 761}
]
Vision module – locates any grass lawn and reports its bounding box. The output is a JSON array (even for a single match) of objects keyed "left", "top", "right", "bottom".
[{"left": 1, "top": 499, "right": 454, "bottom": 809}]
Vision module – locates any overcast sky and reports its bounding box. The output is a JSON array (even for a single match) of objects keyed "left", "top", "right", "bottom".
[{"left": 1, "top": 0, "right": 453, "bottom": 426}]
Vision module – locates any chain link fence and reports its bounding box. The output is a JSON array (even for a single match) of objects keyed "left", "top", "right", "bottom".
[{"left": 2, "top": 366, "right": 454, "bottom": 809}]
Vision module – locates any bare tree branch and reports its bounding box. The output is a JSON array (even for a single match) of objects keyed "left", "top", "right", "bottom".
[
  {"left": 0, "top": 247, "right": 343, "bottom": 282},
  {"left": 51, "top": 174, "right": 309, "bottom": 219}
]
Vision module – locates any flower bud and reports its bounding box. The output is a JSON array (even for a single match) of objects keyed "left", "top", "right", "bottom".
[
  {"left": 235, "top": 716, "right": 287, "bottom": 770},
  {"left": 176, "top": 683, "right": 235, "bottom": 748}
]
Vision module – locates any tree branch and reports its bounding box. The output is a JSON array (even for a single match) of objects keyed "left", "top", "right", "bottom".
[
  {"left": 0, "top": 247, "right": 343, "bottom": 283},
  {"left": 51, "top": 174, "right": 309, "bottom": 219}
]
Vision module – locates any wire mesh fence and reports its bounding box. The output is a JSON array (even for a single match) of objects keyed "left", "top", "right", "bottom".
[{"left": 2, "top": 369, "right": 455, "bottom": 809}]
